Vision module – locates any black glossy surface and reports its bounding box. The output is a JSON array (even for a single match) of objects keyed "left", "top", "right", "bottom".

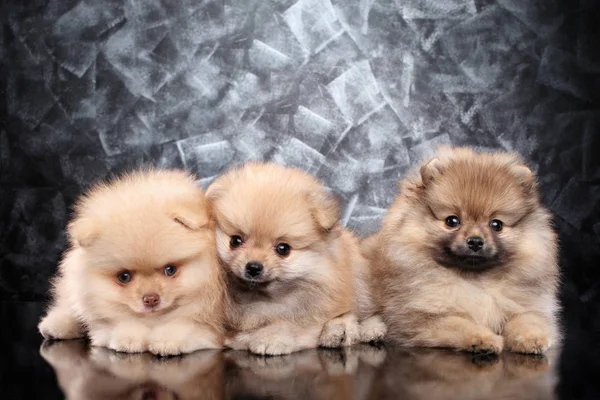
[{"left": 1, "top": 301, "right": 600, "bottom": 400}]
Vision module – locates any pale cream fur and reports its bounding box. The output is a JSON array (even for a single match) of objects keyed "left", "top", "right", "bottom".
[
  {"left": 38, "top": 169, "right": 226, "bottom": 355},
  {"left": 365, "top": 147, "right": 560, "bottom": 354},
  {"left": 206, "top": 162, "right": 382, "bottom": 355},
  {"left": 40, "top": 340, "right": 224, "bottom": 400}
]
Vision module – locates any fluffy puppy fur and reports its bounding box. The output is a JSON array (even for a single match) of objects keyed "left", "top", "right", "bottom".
[
  {"left": 366, "top": 147, "right": 560, "bottom": 355},
  {"left": 206, "top": 162, "right": 383, "bottom": 356},
  {"left": 38, "top": 170, "right": 225, "bottom": 355}
]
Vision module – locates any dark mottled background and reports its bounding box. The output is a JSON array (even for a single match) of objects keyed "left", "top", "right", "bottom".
[{"left": 0, "top": 0, "right": 599, "bottom": 387}]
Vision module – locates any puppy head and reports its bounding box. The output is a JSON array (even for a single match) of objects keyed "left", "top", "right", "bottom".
[
  {"left": 406, "top": 147, "right": 541, "bottom": 271},
  {"left": 206, "top": 163, "right": 340, "bottom": 290},
  {"left": 70, "top": 170, "right": 218, "bottom": 316}
]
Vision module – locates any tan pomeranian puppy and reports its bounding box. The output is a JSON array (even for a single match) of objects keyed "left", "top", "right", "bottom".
[
  {"left": 365, "top": 147, "right": 560, "bottom": 355},
  {"left": 206, "top": 162, "right": 384, "bottom": 356},
  {"left": 38, "top": 170, "right": 225, "bottom": 355}
]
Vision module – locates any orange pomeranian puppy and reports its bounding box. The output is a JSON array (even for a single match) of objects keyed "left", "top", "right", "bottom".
[
  {"left": 206, "top": 163, "right": 384, "bottom": 356},
  {"left": 38, "top": 170, "right": 225, "bottom": 355},
  {"left": 365, "top": 147, "right": 560, "bottom": 355}
]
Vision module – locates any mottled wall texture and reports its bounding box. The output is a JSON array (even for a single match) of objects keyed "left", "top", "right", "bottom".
[{"left": 0, "top": 0, "right": 598, "bottom": 327}]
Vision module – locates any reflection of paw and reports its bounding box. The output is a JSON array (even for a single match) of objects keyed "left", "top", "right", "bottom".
[
  {"left": 237, "top": 352, "right": 298, "bottom": 378},
  {"left": 40, "top": 339, "right": 88, "bottom": 367},
  {"left": 153, "top": 350, "right": 222, "bottom": 378},
  {"left": 470, "top": 352, "right": 501, "bottom": 369},
  {"left": 89, "top": 346, "right": 116, "bottom": 366},
  {"left": 38, "top": 309, "right": 83, "bottom": 340},
  {"left": 89, "top": 347, "right": 152, "bottom": 381},
  {"left": 355, "top": 344, "right": 387, "bottom": 367},
  {"left": 249, "top": 336, "right": 296, "bottom": 356},
  {"left": 226, "top": 350, "right": 321, "bottom": 380},
  {"left": 359, "top": 315, "right": 387, "bottom": 343},
  {"left": 319, "top": 315, "right": 359, "bottom": 348},
  {"left": 466, "top": 332, "right": 503, "bottom": 355},
  {"left": 505, "top": 330, "right": 549, "bottom": 355},
  {"left": 504, "top": 352, "right": 549, "bottom": 378},
  {"left": 319, "top": 348, "right": 359, "bottom": 375}
]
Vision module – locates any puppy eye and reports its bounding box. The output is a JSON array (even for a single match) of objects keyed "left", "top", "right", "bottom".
[
  {"left": 164, "top": 265, "right": 177, "bottom": 277},
  {"left": 490, "top": 219, "right": 503, "bottom": 232},
  {"left": 275, "top": 243, "right": 291, "bottom": 257},
  {"left": 230, "top": 235, "right": 243, "bottom": 249},
  {"left": 445, "top": 216, "right": 460, "bottom": 228},
  {"left": 117, "top": 271, "right": 132, "bottom": 284}
]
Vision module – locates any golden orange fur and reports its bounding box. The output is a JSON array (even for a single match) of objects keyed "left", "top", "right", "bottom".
[
  {"left": 365, "top": 147, "right": 560, "bottom": 354},
  {"left": 38, "top": 169, "right": 225, "bottom": 355},
  {"left": 206, "top": 162, "right": 383, "bottom": 355}
]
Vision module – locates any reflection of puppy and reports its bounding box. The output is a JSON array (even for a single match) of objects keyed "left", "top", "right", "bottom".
[
  {"left": 367, "top": 147, "right": 559, "bottom": 354},
  {"left": 379, "top": 347, "right": 556, "bottom": 400},
  {"left": 224, "top": 346, "right": 387, "bottom": 400},
  {"left": 40, "top": 340, "right": 224, "bottom": 400},
  {"left": 224, "top": 349, "right": 352, "bottom": 400},
  {"left": 38, "top": 170, "right": 225, "bottom": 355},
  {"left": 207, "top": 163, "right": 383, "bottom": 355}
]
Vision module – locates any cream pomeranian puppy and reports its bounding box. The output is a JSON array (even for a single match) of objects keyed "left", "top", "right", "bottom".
[
  {"left": 206, "top": 162, "right": 384, "bottom": 356},
  {"left": 365, "top": 147, "right": 560, "bottom": 355},
  {"left": 38, "top": 170, "right": 225, "bottom": 355}
]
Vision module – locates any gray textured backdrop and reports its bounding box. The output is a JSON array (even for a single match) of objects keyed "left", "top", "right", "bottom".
[{"left": 1, "top": 0, "right": 599, "bottom": 302}]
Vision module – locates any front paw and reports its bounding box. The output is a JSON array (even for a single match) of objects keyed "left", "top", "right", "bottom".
[
  {"left": 466, "top": 332, "right": 504, "bottom": 355},
  {"left": 319, "top": 314, "right": 359, "bottom": 348},
  {"left": 505, "top": 330, "right": 549, "bottom": 355},
  {"left": 249, "top": 336, "right": 297, "bottom": 356},
  {"left": 320, "top": 323, "right": 347, "bottom": 348},
  {"left": 359, "top": 315, "right": 387, "bottom": 343},
  {"left": 148, "top": 339, "right": 187, "bottom": 356},
  {"left": 108, "top": 334, "right": 146, "bottom": 353},
  {"left": 148, "top": 325, "right": 221, "bottom": 356},
  {"left": 91, "top": 324, "right": 148, "bottom": 353},
  {"left": 38, "top": 309, "right": 83, "bottom": 340}
]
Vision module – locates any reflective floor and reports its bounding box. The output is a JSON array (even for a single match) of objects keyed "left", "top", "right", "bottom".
[
  {"left": 0, "top": 301, "right": 597, "bottom": 399},
  {"left": 37, "top": 340, "right": 557, "bottom": 400}
]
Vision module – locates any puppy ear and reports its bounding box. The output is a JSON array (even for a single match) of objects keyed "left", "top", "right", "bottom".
[
  {"left": 172, "top": 214, "right": 208, "bottom": 230},
  {"left": 308, "top": 190, "right": 340, "bottom": 232},
  {"left": 512, "top": 165, "right": 534, "bottom": 192},
  {"left": 420, "top": 157, "right": 444, "bottom": 185},
  {"left": 205, "top": 180, "right": 224, "bottom": 202},
  {"left": 170, "top": 198, "right": 211, "bottom": 231},
  {"left": 68, "top": 218, "right": 98, "bottom": 248}
]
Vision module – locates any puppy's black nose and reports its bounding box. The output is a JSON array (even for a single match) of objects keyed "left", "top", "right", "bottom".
[
  {"left": 467, "top": 236, "right": 484, "bottom": 252},
  {"left": 244, "top": 262, "right": 264, "bottom": 278}
]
